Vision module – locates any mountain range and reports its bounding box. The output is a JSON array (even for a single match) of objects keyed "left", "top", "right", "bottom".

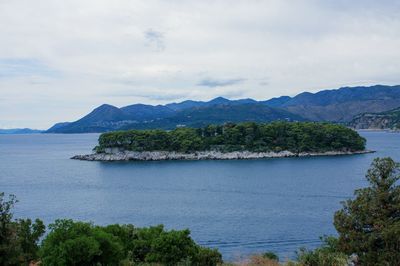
[
  {"left": 46, "top": 84, "right": 400, "bottom": 133},
  {"left": 0, "top": 128, "right": 44, "bottom": 134}
]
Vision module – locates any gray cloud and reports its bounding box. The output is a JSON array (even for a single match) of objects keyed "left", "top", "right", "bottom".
[
  {"left": 144, "top": 29, "right": 165, "bottom": 51},
  {"left": 197, "top": 78, "right": 246, "bottom": 87},
  {"left": 0, "top": 0, "right": 399, "bottom": 128}
]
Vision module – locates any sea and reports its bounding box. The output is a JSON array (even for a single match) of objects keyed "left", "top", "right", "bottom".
[{"left": 0, "top": 131, "right": 398, "bottom": 261}]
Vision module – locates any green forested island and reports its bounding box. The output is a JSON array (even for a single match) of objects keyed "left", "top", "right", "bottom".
[{"left": 95, "top": 122, "right": 366, "bottom": 153}]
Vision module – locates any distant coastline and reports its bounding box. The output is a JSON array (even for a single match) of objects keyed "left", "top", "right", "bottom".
[
  {"left": 356, "top": 128, "right": 400, "bottom": 133},
  {"left": 72, "top": 149, "right": 374, "bottom": 161},
  {"left": 0, "top": 128, "right": 43, "bottom": 134}
]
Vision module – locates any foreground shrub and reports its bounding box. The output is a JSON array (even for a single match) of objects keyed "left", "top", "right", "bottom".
[
  {"left": 232, "top": 254, "right": 280, "bottom": 266},
  {"left": 39, "top": 220, "right": 222, "bottom": 266},
  {"left": 40, "top": 219, "right": 124, "bottom": 265},
  {"left": 130, "top": 225, "right": 196, "bottom": 264},
  {"left": 262, "top": 252, "right": 279, "bottom": 261},
  {"left": 129, "top": 225, "right": 221, "bottom": 265},
  {"left": 0, "top": 193, "right": 45, "bottom": 265},
  {"left": 296, "top": 247, "right": 347, "bottom": 266},
  {"left": 194, "top": 246, "right": 223, "bottom": 266}
]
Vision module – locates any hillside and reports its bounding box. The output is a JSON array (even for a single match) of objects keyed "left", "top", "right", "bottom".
[
  {"left": 264, "top": 85, "right": 400, "bottom": 121},
  {"left": 119, "top": 103, "right": 305, "bottom": 130},
  {"left": 47, "top": 85, "right": 400, "bottom": 133},
  {"left": 47, "top": 101, "right": 304, "bottom": 133},
  {"left": 46, "top": 104, "right": 175, "bottom": 133},
  {"left": 349, "top": 107, "right": 400, "bottom": 130}
]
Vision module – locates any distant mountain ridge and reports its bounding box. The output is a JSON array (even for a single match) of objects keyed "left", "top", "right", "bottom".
[
  {"left": 0, "top": 128, "right": 43, "bottom": 134},
  {"left": 46, "top": 84, "right": 400, "bottom": 133},
  {"left": 118, "top": 103, "right": 306, "bottom": 130},
  {"left": 275, "top": 85, "right": 400, "bottom": 121},
  {"left": 165, "top": 97, "right": 257, "bottom": 111},
  {"left": 47, "top": 102, "right": 303, "bottom": 133}
]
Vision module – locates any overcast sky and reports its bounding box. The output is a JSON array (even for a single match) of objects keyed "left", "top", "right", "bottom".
[{"left": 1, "top": 0, "right": 400, "bottom": 129}]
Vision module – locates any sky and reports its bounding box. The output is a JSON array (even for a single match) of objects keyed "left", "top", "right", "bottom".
[{"left": 1, "top": 0, "right": 400, "bottom": 129}]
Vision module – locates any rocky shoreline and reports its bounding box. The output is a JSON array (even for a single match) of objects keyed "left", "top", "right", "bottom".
[{"left": 71, "top": 150, "right": 374, "bottom": 161}]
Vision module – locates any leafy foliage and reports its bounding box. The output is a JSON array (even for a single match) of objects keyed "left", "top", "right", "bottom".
[
  {"left": 96, "top": 122, "right": 366, "bottom": 153},
  {"left": 40, "top": 221, "right": 222, "bottom": 266},
  {"left": 0, "top": 193, "right": 45, "bottom": 265},
  {"left": 40, "top": 219, "right": 124, "bottom": 265},
  {"left": 295, "top": 237, "right": 347, "bottom": 266},
  {"left": 334, "top": 157, "right": 400, "bottom": 265}
]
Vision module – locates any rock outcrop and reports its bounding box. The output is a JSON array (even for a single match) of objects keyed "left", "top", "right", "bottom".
[
  {"left": 71, "top": 150, "right": 373, "bottom": 161},
  {"left": 349, "top": 107, "right": 400, "bottom": 130}
]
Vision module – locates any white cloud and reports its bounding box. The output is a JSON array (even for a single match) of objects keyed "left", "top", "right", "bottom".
[
  {"left": 144, "top": 29, "right": 165, "bottom": 52},
  {"left": 0, "top": 0, "right": 399, "bottom": 128}
]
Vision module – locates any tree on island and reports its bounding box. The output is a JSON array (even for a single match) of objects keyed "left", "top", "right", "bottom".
[{"left": 96, "top": 122, "right": 366, "bottom": 154}]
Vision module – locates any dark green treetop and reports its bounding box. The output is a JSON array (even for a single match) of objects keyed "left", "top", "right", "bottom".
[{"left": 96, "top": 122, "right": 366, "bottom": 153}]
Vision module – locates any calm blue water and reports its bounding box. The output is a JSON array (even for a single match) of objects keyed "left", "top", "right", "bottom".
[{"left": 0, "top": 131, "right": 399, "bottom": 260}]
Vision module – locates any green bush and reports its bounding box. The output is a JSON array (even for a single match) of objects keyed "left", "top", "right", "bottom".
[
  {"left": 263, "top": 251, "right": 279, "bottom": 261},
  {"left": 193, "top": 247, "right": 222, "bottom": 266},
  {"left": 130, "top": 225, "right": 197, "bottom": 264},
  {"left": 0, "top": 193, "right": 45, "bottom": 265},
  {"left": 39, "top": 221, "right": 222, "bottom": 266},
  {"left": 40, "top": 219, "right": 124, "bottom": 265},
  {"left": 296, "top": 248, "right": 347, "bottom": 266}
]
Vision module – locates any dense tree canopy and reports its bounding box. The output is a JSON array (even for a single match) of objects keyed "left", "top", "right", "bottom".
[
  {"left": 40, "top": 221, "right": 221, "bottom": 266},
  {"left": 96, "top": 122, "right": 366, "bottom": 153}
]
